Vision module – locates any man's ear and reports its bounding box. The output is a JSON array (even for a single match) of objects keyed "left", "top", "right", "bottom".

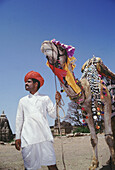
[{"left": 35, "top": 82, "right": 38, "bottom": 88}]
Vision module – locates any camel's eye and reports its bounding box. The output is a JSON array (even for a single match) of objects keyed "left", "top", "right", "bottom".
[{"left": 45, "top": 49, "right": 51, "bottom": 52}]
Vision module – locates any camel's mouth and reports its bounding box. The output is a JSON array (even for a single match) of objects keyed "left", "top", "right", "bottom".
[{"left": 46, "top": 55, "right": 54, "bottom": 65}]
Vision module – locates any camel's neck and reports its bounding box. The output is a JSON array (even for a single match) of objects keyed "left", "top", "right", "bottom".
[
  {"left": 63, "top": 63, "right": 82, "bottom": 94},
  {"left": 47, "top": 61, "right": 86, "bottom": 103}
]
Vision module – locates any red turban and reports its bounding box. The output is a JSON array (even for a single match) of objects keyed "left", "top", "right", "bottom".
[{"left": 24, "top": 71, "right": 44, "bottom": 87}]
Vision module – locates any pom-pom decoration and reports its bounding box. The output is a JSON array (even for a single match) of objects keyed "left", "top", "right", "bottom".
[
  {"left": 93, "top": 115, "right": 97, "bottom": 120},
  {"left": 96, "top": 125, "right": 100, "bottom": 129},
  {"left": 97, "top": 112, "right": 101, "bottom": 116}
]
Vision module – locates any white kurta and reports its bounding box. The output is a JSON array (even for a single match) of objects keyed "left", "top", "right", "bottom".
[{"left": 15, "top": 91, "right": 56, "bottom": 148}]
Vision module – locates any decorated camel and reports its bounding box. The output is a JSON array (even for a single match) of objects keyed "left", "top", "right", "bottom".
[{"left": 41, "top": 39, "right": 115, "bottom": 169}]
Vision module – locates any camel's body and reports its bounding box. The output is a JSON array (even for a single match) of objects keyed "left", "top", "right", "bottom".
[{"left": 41, "top": 39, "right": 115, "bottom": 169}]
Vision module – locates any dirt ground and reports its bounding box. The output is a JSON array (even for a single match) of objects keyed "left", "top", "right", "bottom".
[{"left": 0, "top": 134, "right": 113, "bottom": 170}]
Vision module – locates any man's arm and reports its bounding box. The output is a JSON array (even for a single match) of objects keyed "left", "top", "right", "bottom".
[
  {"left": 15, "top": 100, "right": 24, "bottom": 151},
  {"left": 46, "top": 91, "right": 61, "bottom": 118},
  {"left": 55, "top": 91, "right": 61, "bottom": 104},
  {"left": 15, "top": 139, "right": 21, "bottom": 151}
]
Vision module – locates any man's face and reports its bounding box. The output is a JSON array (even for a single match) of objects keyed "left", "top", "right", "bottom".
[{"left": 25, "top": 79, "right": 36, "bottom": 92}]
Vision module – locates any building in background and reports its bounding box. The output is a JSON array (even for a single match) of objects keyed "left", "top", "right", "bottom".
[{"left": 0, "top": 111, "right": 14, "bottom": 142}]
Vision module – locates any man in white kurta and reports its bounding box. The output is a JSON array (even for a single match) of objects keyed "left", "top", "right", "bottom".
[{"left": 15, "top": 71, "right": 60, "bottom": 170}]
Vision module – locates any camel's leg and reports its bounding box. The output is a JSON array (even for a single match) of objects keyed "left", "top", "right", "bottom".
[
  {"left": 111, "top": 116, "right": 115, "bottom": 153},
  {"left": 103, "top": 101, "right": 115, "bottom": 165},
  {"left": 85, "top": 113, "right": 99, "bottom": 170}
]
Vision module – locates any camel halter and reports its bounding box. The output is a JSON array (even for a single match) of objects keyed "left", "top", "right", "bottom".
[
  {"left": 54, "top": 75, "right": 66, "bottom": 170},
  {"left": 51, "top": 44, "right": 66, "bottom": 170}
]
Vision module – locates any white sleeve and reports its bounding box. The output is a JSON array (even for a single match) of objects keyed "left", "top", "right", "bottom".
[
  {"left": 46, "top": 96, "right": 57, "bottom": 119},
  {"left": 15, "top": 100, "right": 24, "bottom": 139}
]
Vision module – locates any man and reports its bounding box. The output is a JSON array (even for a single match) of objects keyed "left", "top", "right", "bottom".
[{"left": 15, "top": 71, "right": 61, "bottom": 170}]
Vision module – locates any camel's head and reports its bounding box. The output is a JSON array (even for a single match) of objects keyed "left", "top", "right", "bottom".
[
  {"left": 41, "top": 40, "right": 67, "bottom": 67},
  {"left": 41, "top": 39, "right": 75, "bottom": 68}
]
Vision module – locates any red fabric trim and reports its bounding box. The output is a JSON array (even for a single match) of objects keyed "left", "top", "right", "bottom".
[{"left": 48, "top": 62, "right": 67, "bottom": 84}]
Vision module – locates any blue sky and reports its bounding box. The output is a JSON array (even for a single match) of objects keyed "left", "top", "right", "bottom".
[{"left": 0, "top": 0, "right": 115, "bottom": 133}]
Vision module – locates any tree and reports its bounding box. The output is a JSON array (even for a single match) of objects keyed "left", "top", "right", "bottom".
[{"left": 64, "top": 101, "right": 83, "bottom": 126}]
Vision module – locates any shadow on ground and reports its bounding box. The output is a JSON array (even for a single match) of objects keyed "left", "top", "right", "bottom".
[{"left": 99, "top": 164, "right": 114, "bottom": 170}]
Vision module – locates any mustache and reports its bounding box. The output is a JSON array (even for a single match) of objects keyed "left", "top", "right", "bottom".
[{"left": 25, "top": 84, "right": 29, "bottom": 88}]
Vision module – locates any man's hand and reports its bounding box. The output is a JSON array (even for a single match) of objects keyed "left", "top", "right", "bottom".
[
  {"left": 55, "top": 91, "right": 61, "bottom": 105},
  {"left": 15, "top": 139, "right": 21, "bottom": 151}
]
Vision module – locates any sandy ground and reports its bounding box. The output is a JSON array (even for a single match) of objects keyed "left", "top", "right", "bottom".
[{"left": 0, "top": 134, "right": 113, "bottom": 170}]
